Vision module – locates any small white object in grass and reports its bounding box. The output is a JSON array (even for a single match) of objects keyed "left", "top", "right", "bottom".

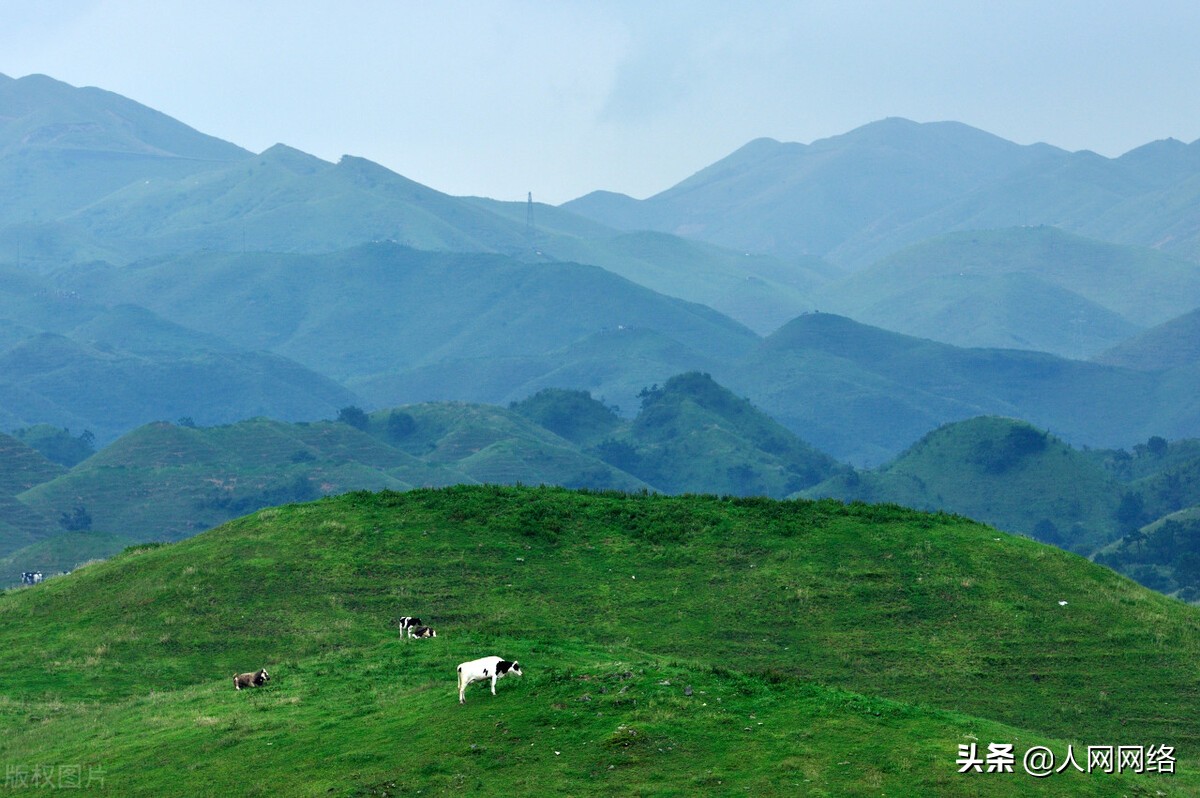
[
  {"left": 555, "top": 751, "right": 560, "bottom": 755},
  {"left": 631, "top": 575, "right": 636, "bottom": 579},
  {"left": 1058, "top": 600, "right": 1068, "bottom": 606}
]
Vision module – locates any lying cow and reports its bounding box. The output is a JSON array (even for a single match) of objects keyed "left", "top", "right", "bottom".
[
  {"left": 232, "top": 668, "right": 270, "bottom": 690},
  {"left": 398, "top": 616, "right": 423, "bottom": 636},
  {"left": 408, "top": 625, "right": 437, "bottom": 639},
  {"left": 457, "top": 656, "right": 522, "bottom": 704}
]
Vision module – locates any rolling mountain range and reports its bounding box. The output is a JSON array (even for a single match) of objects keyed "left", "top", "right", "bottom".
[
  {"left": 7, "top": 63, "right": 1200, "bottom": 796},
  {"left": 13, "top": 239, "right": 1200, "bottom": 465},
  {"left": 0, "top": 73, "right": 813, "bottom": 334},
  {"left": 0, "top": 374, "right": 842, "bottom": 579},
  {"left": 564, "top": 116, "right": 1200, "bottom": 267},
  {"left": 813, "top": 225, "right": 1200, "bottom": 357},
  {"left": 3, "top": 71, "right": 1200, "bottom": 589}
]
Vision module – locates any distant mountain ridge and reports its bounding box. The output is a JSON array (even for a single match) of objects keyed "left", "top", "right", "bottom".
[
  {"left": 0, "top": 73, "right": 817, "bottom": 333},
  {"left": 563, "top": 117, "right": 1200, "bottom": 267},
  {"left": 0, "top": 72, "right": 249, "bottom": 226}
]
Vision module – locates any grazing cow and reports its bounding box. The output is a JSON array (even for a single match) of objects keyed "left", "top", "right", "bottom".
[
  {"left": 408, "top": 625, "right": 437, "bottom": 639},
  {"left": 232, "top": 668, "right": 270, "bottom": 690},
  {"left": 398, "top": 616, "right": 423, "bottom": 636},
  {"left": 457, "top": 656, "right": 522, "bottom": 704},
  {"left": 21, "top": 571, "right": 43, "bottom": 585}
]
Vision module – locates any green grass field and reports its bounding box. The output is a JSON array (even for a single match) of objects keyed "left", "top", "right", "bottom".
[{"left": 1, "top": 486, "right": 1197, "bottom": 795}]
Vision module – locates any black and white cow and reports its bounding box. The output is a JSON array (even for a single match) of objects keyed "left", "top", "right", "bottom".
[
  {"left": 232, "top": 668, "right": 270, "bottom": 690},
  {"left": 398, "top": 616, "right": 423, "bottom": 636},
  {"left": 408, "top": 625, "right": 437, "bottom": 639},
  {"left": 21, "top": 571, "right": 43, "bottom": 586},
  {"left": 457, "top": 656, "right": 522, "bottom": 704}
]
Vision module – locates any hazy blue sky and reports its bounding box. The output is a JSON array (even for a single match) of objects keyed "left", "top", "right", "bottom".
[{"left": 3, "top": 1, "right": 1199, "bottom": 203}]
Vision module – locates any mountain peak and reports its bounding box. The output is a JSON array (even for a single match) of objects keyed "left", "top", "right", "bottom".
[
  {"left": 257, "top": 143, "right": 329, "bottom": 174},
  {"left": 0, "top": 72, "right": 250, "bottom": 162}
]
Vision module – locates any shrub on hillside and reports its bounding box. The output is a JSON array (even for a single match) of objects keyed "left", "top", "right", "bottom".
[{"left": 336, "top": 406, "right": 369, "bottom": 431}]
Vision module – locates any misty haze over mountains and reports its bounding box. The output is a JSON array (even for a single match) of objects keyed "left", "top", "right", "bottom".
[{"left": 3, "top": 70, "right": 1200, "bottom": 585}]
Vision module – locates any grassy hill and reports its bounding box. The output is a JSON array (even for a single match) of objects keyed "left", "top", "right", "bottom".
[
  {"left": 5, "top": 404, "right": 647, "bottom": 569},
  {"left": 0, "top": 430, "right": 63, "bottom": 495},
  {"left": 1094, "top": 508, "right": 1200, "bottom": 598},
  {"left": 0, "top": 529, "right": 136, "bottom": 578},
  {"left": 0, "top": 431, "right": 61, "bottom": 555},
  {"left": 3, "top": 378, "right": 844, "bottom": 580},
  {"left": 0, "top": 486, "right": 1196, "bottom": 795},
  {"left": 14, "top": 418, "right": 463, "bottom": 549},
  {"left": 361, "top": 402, "right": 647, "bottom": 493},
  {"left": 802, "top": 417, "right": 1123, "bottom": 552},
  {"left": 511, "top": 375, "right": 843, "bottom": 497},
  {"left": 614, "top": 372, "right": 842, "bottom": 496}
]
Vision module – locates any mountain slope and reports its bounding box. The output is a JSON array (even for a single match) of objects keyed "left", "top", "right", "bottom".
[
  {"left": 816, "top": 226, "right": 1200, "bottom": 356},
  {"left": 725, "top": 313, "right": 1188, "bottom": 465},
  {"left": 0, "top": 331, "right": 360, "bottom": 442},
  {"left": 65, "top": 147, "right": 535, "bottom": 257},
  {"left": 69, "top": 244, "right": 759, "bottom": 386},
  {"left": 1096, "top": 307, "right": 1200, "bottom": 372},
  {"left": 0, "top": 72, "right": 249, "bottom": 238},
  {"left": 0, "top": 270, "right": 363, "bottom": 441},
  {"left": 15, "top": 419, "right": 458, "bottom": 545},
  {"left": 0, "top": 431, "right": 62, "bottom": 555}
]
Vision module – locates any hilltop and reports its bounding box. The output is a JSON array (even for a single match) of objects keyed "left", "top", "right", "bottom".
[
  {"left": 512, "top": 374, "right": 843, "bottom": 496},
  {"left": 803, "top": 417, "right": 1123, "bottom": 551},
  {"left": 0, "top": 487, "right": 1195, "bottom": 795}
]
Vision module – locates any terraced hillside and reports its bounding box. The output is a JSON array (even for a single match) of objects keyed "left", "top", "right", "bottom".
[{"left": 0, "top": 487, "right": 1195, "bottom": 795}]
